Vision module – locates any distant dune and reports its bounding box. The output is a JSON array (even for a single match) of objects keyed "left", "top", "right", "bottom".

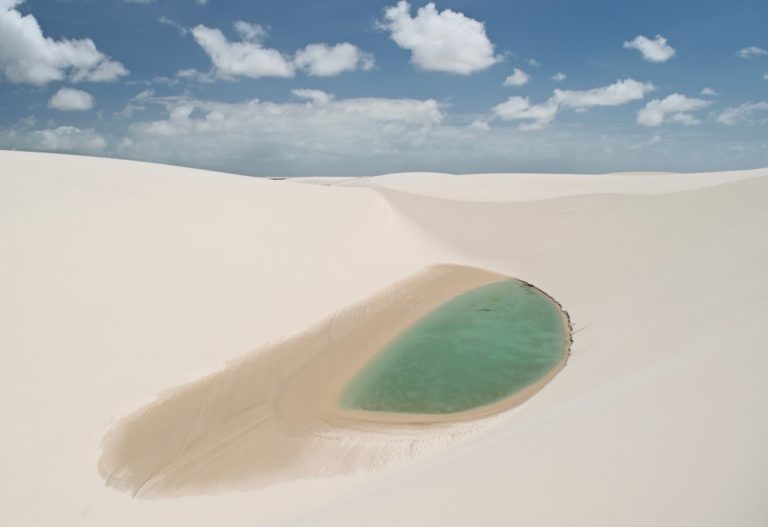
[{"left": 1, "top": 150, "right": 766, "bottom": 526}]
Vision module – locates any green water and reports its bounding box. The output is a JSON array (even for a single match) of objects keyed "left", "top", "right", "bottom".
[{"left": 340, "top": 280, "right": 569, "bottom": 414}]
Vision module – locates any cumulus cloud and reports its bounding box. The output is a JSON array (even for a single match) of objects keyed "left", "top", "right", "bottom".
[
  {"left": 5, "top": 86, "right": 756, "bottom": 176},
  {"left": 48, "top": 87, "right": 94, "bottom": 111},
  {"left": 291, "top": 88, "right": 333, "bottom": 105},
  {"left": 737, "top": 46, "right": 768, "bottom": 58},
  {"left": 0, "top": 0, "right": 128, "bottom": 85},
  {"left": 37, "top": 126, "right": 106, "bottom": 151},
  {"left": 119, "top": 90, "right": 699, "bottom": 177},
  {"left": 623, "top": 34, "right": 676, "bottom": 62},
  {"left": 700, "top": 87, "right": 717, "bottom": 96},
  {"left": 552, "top": 72, "right": 566, "bottom": 81},
  {"left": 294, "top": 43, "right": 374, "bottom": 76},
  {"left": 380, "top": 1, "right": 501, "bottom": 74},
  {"left": 233, "top": 20, "right": 267, "bottom": 42},
  {"left": 494, "top": 78, "right": 655, "bottom": 130},
  {"left": 133, "top": 92, "right": 443, "bottom": 139},
  {"left": 637, "top": 94, "right": 711, "bottom": 127},
  {"left": 493, "top": 96, "right": 559, "bottom": 130},
  {"left": 191, "top": 24, "right": 294, "bottom": 79},
  {"left": 716, "top": 101, "right": 768, "bottom": 125},
  {"left": 116, "top": 89, "right": 154, "bottom": 118},
  {"left": 503, "top": 68, "right": 529, "bottom": 87},
  {"left": 555, "top": 79, "right": 654, "bottom": 109},
  {"left": 104, "top": 91, "right": 455, "bottom": 174},
  {"left": 191, "top": 23, "right": 374, "bottom": 79},
  {"left": 1, "top": 125, "right": 108, "bottom": 152}
]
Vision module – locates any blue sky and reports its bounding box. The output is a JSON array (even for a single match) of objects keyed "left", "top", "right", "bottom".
[{"left": 1, "top": 0, "right": 766, "bottom": 176}]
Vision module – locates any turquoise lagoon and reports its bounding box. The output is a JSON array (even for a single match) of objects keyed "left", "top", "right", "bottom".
[{"left": 340, "top": 280, "right": 569, "bottom": 414}]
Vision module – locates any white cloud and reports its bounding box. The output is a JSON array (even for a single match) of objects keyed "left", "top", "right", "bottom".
[
  {"left": 737, "top": 46, "right": 768, "bottom": 58},
  {"left": 554, "top": 78, "right": 654, "bottom": 109},
  {"left": 32, "top": 126, "right": 106, "bottom": 152},
  {"left": 134, "top": 89, "right": 153, "bottom": 102},
  {"left": 380, "top": 1, "right": 501, "bottom": 74},
  {"left": 291, "top": 88, "right": 333, "bottom": 105},
  {"left": 623, "top": 34, "right": 676, "bottom": 62},
  {"left": 494, "top": 78, "right": 655, "bottom": 130},
  {"left": 294, "top": 43, "right": 374, "bottom": 76},
  {"left": 764, "top": 73, "right": 768, "bottom": 80},
  {"left": 191, "top": 23, "right": 374, "bottom": 79},
  {"left": 191, "top": 24, "right": 294, "bottom": 79},
  {"left": 112, "top": 92, "right": 452, "bottom": 173},
  {"left": 116, "top": 89, "right": 154, "bottom": 118},
  {"left": 46, "top": 127, "right": 105, "bottom": 151},
  {"left": 0, "top": 0, "right": 128, "bottom": 85},
  {"left": 503, "top": 68, "right": 529, "bottom": 87},
  {"left": 176, "top": 68, "right": 214, "bottom": 83},
  {"left": 493, "top": 96, "right": 559, "bottom": 130},
  {"left": 134, "top": 93, "right": 443, "bottom": 138},
  {"left": 233, "top": 21, "right": 267, "bottom": 42},
  {"left": 48, "top": 87, "right": 94, "bottom": 111},
  {"left": 469, "top": 120, "right": 490, "bottom": 131},
  {"left": 700, "top": 87, "right": 717, "bottom": 96},
  {"left": 637, "top": 94, "right": 711, "bottom": 127},
  {"left": 552, "top": 72, "right": 566, "bottom": 81},
  {"left": 716, "top": 101, "right": 768, "bottom": 125},
  {"left": 6, "top": 88, "right": 759, "bottom": 177},
  {"left": 527, "top": 58, "right": 540, "bottom": 67},
  {"left": 158, "top": 16, "right": 188, "bottom": 36}
]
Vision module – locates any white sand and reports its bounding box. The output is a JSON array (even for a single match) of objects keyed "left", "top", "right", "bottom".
[{"left": 1, "top": 150, "right": 767, "bottom": 525}]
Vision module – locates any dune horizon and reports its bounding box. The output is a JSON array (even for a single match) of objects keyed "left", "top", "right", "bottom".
[{"left": 1, "top": 150, "right": 767, "bottom": 526}]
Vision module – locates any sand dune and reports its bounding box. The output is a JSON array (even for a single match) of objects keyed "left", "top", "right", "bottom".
[{"left": 1, "top": 150, "right": 767, "bottom": 526}]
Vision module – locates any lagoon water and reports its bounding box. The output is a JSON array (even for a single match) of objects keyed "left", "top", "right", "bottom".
[{"left": 340, "top": 280, "right": 569, "bottom": 414}]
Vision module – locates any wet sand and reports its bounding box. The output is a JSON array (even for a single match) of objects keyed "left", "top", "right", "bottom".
[{"left": 99, "top": 264, "right": 571, "bottom": 497}]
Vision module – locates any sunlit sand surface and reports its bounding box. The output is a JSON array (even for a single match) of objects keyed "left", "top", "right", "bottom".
[{"left": 1, "top": 151, "right": 766, "bottom": 525}]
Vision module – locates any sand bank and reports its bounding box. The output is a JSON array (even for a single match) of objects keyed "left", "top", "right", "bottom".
[{"left": 99, "top": 264, "right": 570, "bottom": 497}]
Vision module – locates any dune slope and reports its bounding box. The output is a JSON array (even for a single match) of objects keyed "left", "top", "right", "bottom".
[{"left": 1, "top": 151, "right": 766, "bottom": 526}]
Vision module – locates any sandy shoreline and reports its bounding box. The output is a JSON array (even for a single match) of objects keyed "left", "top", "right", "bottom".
[
  {"left": 293, "top": 270, "right": 573, "bottom": 428},
  {"left": 99, "top": 264, "right": 571, "bottom": 497}
]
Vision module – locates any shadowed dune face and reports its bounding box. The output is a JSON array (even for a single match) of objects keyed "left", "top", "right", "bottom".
[{"left": 98, "top": 265, "right": 571, "bottom": 498}]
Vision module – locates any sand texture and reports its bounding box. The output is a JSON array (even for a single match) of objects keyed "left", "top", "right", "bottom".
[
  {"left": 99, "top": 264, "right": 570, "bottom": 498},
  {"left": 1, "top": 150, "right": 767, "bottom": 526}
]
